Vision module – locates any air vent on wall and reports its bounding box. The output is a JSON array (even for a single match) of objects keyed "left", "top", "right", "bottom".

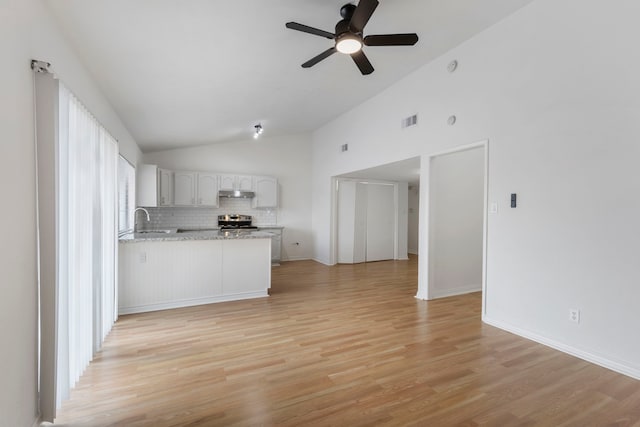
[
  {"left": 402, "top": 114, "right": 418, "bottom": 129},
  {"left": 341, "top": 143, "right": 349, "bottom": 152}
]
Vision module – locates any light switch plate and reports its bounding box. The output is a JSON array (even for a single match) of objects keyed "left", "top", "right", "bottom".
[{"left": 490, "top": 202, "right": 498, "bottom": 214}]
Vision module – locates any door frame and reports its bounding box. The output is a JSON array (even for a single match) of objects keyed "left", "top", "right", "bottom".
[{"left": 415, "top": 140, "right": 489, "bottom": 318}]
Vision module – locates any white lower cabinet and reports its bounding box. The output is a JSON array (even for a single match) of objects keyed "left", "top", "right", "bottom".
[
  {"left": 260, "top": 227, "right": 282, "bottom": 265},
  {"left": 118, "top": 238, "right": 271, "bottom": 314}
]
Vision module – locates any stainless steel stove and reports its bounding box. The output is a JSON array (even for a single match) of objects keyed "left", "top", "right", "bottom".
[{"left": 218, "top": 214, "right": 258, "bottom": 230}]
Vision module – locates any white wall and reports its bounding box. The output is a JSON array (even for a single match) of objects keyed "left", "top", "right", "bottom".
[
  {"left": 143, "top": 134, "right": 313, "bottom": 261},
  {"left": 407, "top": 185, "right": 420, "bottom": 254},
  {"left": 311, "top": 0, "right": 640, "bottom": 378},
  {"left": 429, "top": 147, "right": 484, "bottom": 298},
  {"left": 0, "top": 1, "right": 140, "bottom": 424}
]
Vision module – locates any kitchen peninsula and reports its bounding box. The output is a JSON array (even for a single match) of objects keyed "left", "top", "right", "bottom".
[{"left": 118, "top": 230, "right": 272, "bottom": 314}]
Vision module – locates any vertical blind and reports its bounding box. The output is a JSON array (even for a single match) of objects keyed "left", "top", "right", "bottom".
[
  {"left": 118, "top": 155, "right": 136, "bottom": 235},
  {"left": 56, "top": 84, "right": 118, "bottom": 405}
]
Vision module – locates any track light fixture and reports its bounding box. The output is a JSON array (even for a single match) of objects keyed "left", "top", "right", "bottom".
[{"left": 254, "top": 123, "right": 264, "bottom": 139}]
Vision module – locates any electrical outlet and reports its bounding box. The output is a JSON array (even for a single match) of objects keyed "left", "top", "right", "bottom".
[{"left": 569, "top": 309, "right": 580, "bottom": 323}]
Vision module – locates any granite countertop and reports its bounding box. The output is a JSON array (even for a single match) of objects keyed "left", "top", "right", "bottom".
[
  {"left": 119, "top": 229, "right": 274, "bottom": 243},
  {"left": 257, "top": 225, "right": 284, "bottom": 229}
]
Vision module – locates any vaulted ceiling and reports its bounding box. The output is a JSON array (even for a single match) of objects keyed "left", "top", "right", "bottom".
[{"left": 44, "top": 0, "right": 534, "bottom": 152}]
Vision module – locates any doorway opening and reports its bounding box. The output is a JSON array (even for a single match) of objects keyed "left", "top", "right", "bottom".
[
  {"left": 331, "top": 157, "right": 420, "bottom": 265},
  {"left": 419, "top": 141, "right": 488, "bottom": 313},
  {"left": 336, "top": 180, "right": 398, "bottom": 263}
]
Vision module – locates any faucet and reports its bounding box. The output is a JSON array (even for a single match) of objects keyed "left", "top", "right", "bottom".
[{"left": 134, "top": 207, "right": 150, "bottom": 230}]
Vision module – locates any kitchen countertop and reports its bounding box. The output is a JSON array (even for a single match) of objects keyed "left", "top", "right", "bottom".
[{"left": 119, "top": 229, "right": 274, "bottom": 243}]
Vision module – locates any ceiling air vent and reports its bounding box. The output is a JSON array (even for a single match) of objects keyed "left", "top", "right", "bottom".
[{"left": 402, "top": 114, "right": 418, "bottom": 129}]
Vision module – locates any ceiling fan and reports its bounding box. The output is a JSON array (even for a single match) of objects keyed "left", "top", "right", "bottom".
[{"left": 285, "top": 0, "right": 419, "bottom": 75}]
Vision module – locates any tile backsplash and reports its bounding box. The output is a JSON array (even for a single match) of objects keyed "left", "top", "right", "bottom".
[{"left": 137, "top": 198, "right": 277, "bottom": 230}]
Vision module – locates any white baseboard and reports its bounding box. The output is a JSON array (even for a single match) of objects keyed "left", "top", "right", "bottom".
[
  {"left": 408, "top": 249, "right": 419, "bottom": 255},
  {"left": 312, "top": 257, "right": 334, "bottom": 266},
  {"left": 483, "top": 316, "right": 640, "bottom": 381},
  {"left": 430, "top": 284, "right": 481, "bottom": 299},
  {"left": 118, "top": 291, "right": 268, "bottom": 315},
  {"left": 282, "top": 256, "right": 311, "bottom": 262}
]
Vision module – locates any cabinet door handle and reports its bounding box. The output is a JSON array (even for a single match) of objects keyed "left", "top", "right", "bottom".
[
  {"left": 161, "top": 196, "right": 165, "bottom": 204},
  {"left": 199, "top": 198, "right": 202, "bottom": 205}
]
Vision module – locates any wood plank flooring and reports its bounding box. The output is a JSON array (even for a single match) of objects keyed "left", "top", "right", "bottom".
[{"left": 55, "top": 256, "right": 640, "bottom": 426}]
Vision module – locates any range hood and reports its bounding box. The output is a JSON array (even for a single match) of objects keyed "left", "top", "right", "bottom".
[{"left": 218, "top": 190, "right": 255, "bottom": 199}]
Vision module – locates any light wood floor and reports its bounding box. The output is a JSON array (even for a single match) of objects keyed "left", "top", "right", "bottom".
[{"left": 55, "top": 256, "right": 640, "bottom": 426}]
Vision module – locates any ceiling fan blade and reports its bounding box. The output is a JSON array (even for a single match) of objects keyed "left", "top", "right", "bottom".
[
  {"left": 364, "top": 33, "right": 419, "bottom": 46},
  {"left": 286, "top": 22, "right": 335, "bottom": 39},
  {"left": 302, "top": 47, "right": 337, "bottom": 68},
  {"left": 349, "top": 0, "right": 379, "bottom": 33},
  {"left": 351, "top": 50, "right": 374, "bottom": 75}
]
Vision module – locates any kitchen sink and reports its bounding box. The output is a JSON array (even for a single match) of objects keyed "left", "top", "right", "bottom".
[
  {"left": 177, "top": 229, "right": 218, "bottom": 233},
  {"left": 136, "top": 229, "right": 173, "bottom": 234}
]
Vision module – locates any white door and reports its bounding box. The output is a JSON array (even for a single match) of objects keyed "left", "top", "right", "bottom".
[
  {"left": 365, "top": 183, "right": 395, "bottom": 261},
  {"left": 354, "top": 182, "right": 368, "bottom": 263},
  {"left": 337, "top": 180, "right": 357, "bottom": 264}
]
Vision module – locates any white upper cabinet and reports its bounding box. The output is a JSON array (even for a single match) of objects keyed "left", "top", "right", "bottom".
[
  {"left": 252, "top": 176, "right": 278, "bottom": 208},
  {"left": 173, "top": 171, "right": 197, "bottom": 206},
  {"left": 158, "top": 168, "right": 173, "bottom": 206},
  {"left": 219, "top": 174, "right": 254, "bottom": 191},
  {"left": 136, "top": 164, "right": 159, "bottom": 207},
  {"left": 138, "top": 165, "right": 276, "bottom": 209},
  {"left": 197, "top": 173, "right": 219, "bottom": 207},
  {"left": 136, "top": 165, "right": 173, "bottom": 207},
  {"left": 237, "top": 175, "right": 254, "bottom": 191},
  {"left": 218, "top": 174, "right": 235, "bottom": 191}
]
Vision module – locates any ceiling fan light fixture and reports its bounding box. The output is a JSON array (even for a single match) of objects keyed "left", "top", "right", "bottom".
[
  {"left": 285, "top": 0, "right": 417, "bottom": 75},
  {"left": 254, "top": 123, "right": 264, "bottom": 139},
  {"left": 335, "top": 34, "right": 362, "bottom": 54}
]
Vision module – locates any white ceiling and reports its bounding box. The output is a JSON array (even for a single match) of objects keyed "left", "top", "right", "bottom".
[{"left": 44, "top": 0, "right": 533, "bottom": 153}]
